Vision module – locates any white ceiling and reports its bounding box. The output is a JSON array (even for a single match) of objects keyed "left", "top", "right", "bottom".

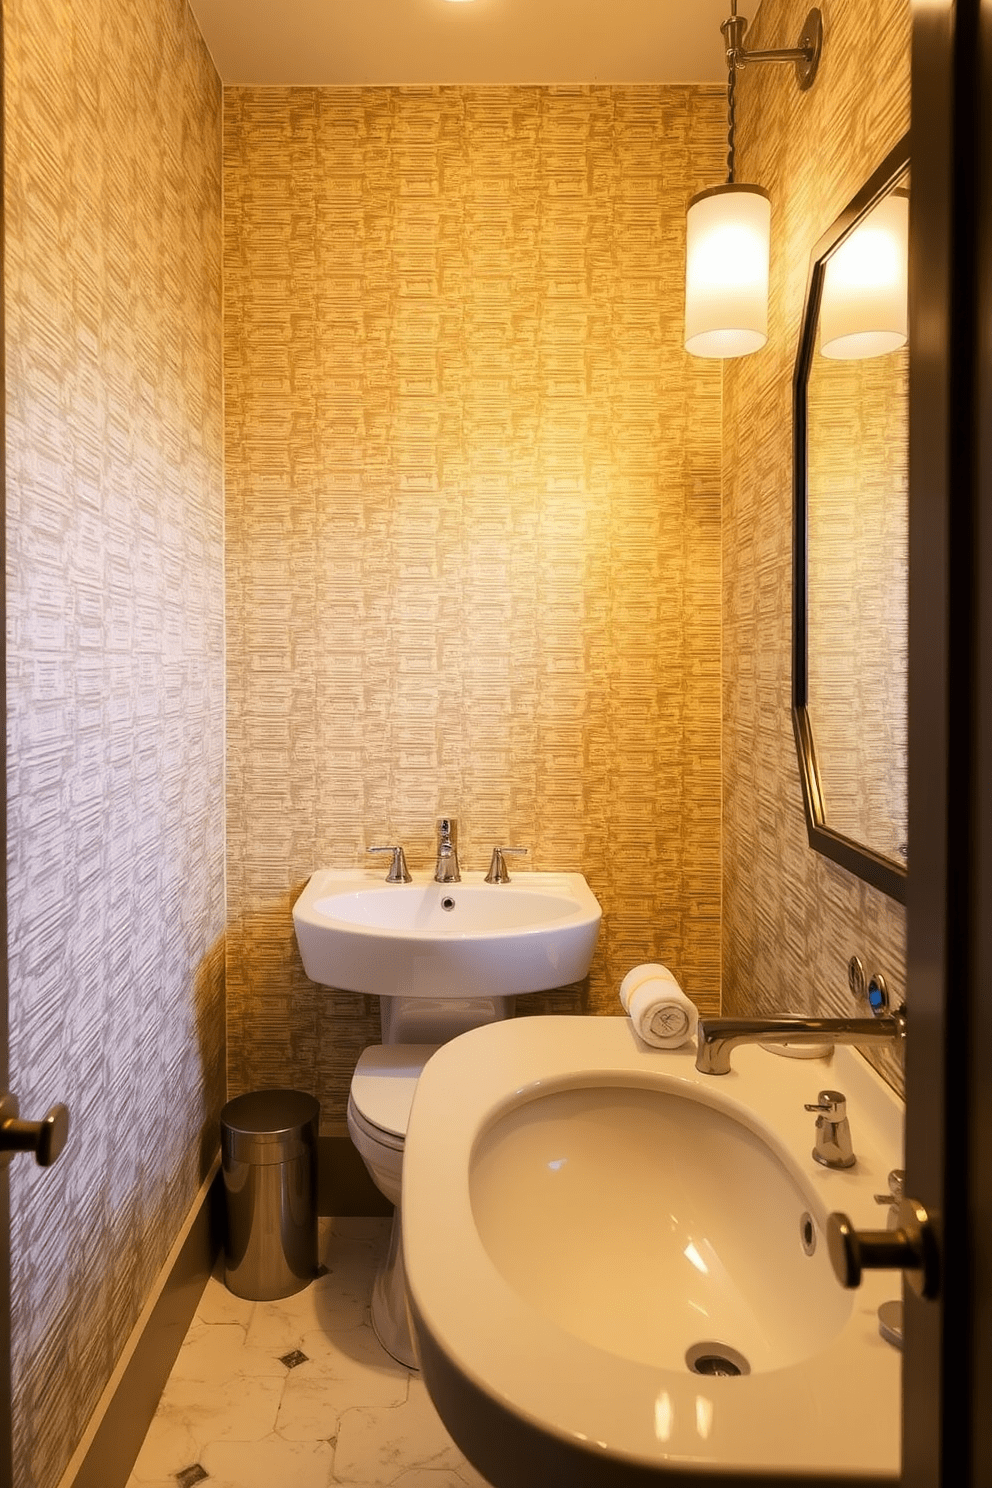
[{"left": 187, "top": 0, "right": 735, "bottom": 87}]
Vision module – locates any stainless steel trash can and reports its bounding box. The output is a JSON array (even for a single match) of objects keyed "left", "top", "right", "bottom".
[{"left": 221, "top": 1089, "right": 319, "bottom": 1300}]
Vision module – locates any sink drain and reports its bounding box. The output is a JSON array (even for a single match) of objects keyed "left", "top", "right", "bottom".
[
  {"left": 686, "top": 1342, "right": 751, "bottom": 1377},
  {"left": 800, "top": 1210, "right": 817, "bottom": 1256}
]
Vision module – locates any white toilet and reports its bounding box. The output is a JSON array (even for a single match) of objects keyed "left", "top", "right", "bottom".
[{"left": 347, "top": 994, "right": 512, "bottom": 1366}]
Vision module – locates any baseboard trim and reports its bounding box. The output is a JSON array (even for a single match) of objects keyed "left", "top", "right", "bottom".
[{"left": 57, "top": 1156, "right": 223, "bottom": 1488}]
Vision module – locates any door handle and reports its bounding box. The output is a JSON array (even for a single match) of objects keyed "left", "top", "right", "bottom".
[
  {"left": 826, "top": 1197, "right": 940, "bottom": 1299},
  {"left": 0, "top": 1093, "right": 70, "bottom": 1168}
]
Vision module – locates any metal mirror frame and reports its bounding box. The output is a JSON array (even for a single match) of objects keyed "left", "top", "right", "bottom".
[{"left": 792, "top": 131, "right": 911, "bottom": 905}]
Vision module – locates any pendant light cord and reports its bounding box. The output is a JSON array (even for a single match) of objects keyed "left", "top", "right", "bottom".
[
  {"left": 727, "top": 53, "right": 736, "bottom": 183},
  {"left": 718, "top": 0, "right": 820, "bottom": 180},
  {"left": 722, "top": 0, "right": 742, "bottom": 185}
]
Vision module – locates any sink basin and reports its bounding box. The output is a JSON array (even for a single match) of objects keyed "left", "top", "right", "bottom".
[
  {"left": 292, "top": 869, "right": 602, "bottom": 996},
  {"left": 471, "top": 1084, "right": 850, "bottom": 1376},
  {"left": 403, "top": 1016, "right": 903, "bottom": 1486}
]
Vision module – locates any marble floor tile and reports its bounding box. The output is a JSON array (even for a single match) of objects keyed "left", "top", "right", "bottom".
[
  {"left": 333, "top": 1381, "right": 468, "bottom": 1484},
  {"left": 126, "top": 1218, "right": 493, "bottom": 1488},
  {"left": 200, "top": 1435, "right": 336, "bottom": 1488},
  {"left": 169, "top": 1323, "right": 289, "bottom": 1382}
]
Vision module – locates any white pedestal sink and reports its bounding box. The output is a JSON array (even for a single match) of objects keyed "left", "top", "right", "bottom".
[
  {"left": 292, "top": 869, "right": 602, "bottom": 997},
  {"left": 403, "top": 1016, "right": 903, "bottom": 1486}
]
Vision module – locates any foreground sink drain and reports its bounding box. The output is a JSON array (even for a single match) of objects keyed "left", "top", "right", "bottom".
[{"left": 685, "top": 1342, "right": 751, "bottom": 1377}]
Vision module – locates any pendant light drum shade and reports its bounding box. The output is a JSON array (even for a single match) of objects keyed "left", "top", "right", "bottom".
[
  {"left": 684, "top": 184, "right": 771, "bottom": 358},
  {"left": 819, "top": 191, "right": 908, "bottom": 359}
]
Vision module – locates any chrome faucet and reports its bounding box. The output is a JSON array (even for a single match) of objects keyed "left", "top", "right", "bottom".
[
  {"left": 694, "top": 1007, "right": 906, "bottom": 1075},
  {"left": 804, "top": 1089, "right": 856, "bottom": 1169},
  {"left": 434, "top": 817, "right": 460, "bottom": 883}
]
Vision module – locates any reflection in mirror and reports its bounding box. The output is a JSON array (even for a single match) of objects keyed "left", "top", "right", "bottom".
[
  {"left": 793, "top": 137, "right": 910, "bottom": 902},
  {"left": 807, "top": 238, "right": 908, "bottom": 863},
  {"left": 819, "top": 191, "right": 908, "bottom": 360}
]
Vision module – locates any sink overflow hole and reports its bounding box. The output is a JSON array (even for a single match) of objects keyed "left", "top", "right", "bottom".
[
  {"left": 800, "top": 1211, "right": 817, "bottom": 1256},
  {"left": 441, "top": 896, "right": 456, "bottom": 911},
  {"left": 685, "top": 1342, "right": 750, "bottom": 1377}
]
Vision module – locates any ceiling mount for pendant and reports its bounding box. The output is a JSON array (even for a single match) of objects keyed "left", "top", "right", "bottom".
[{"left": 724, "top": 5, "right": 823, "bottom": 96}]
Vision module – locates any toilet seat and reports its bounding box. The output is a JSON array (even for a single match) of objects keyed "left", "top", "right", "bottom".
[
  {"left": 347, "top": 1098, "right": 404, "bottom": 1152},
  {"left": 349, "top": 1044, "right": 440, "bottom": 1141}
]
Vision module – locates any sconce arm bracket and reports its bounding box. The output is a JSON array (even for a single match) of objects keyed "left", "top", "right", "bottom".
[{"left": 729, "top": 7, "right": 823, "bottom": 93}]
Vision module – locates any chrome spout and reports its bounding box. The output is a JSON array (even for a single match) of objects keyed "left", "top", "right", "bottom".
[
  {"left": 695, "top": 1008, "right": 906, "bottom": 1075},
  {"left": 434, "top": 816, "right": 460, "bottom": 883}
]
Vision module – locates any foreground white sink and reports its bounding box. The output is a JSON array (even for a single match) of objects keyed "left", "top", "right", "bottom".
[
  {"left": 292, "top": 869, "right": 602, "bottom": 996},
  {"left": 472, "top": 1083, "right": 851, "bottom": 1375},
  {"left": 403, "top": 1016, "right": 903, "bottom": 1486}
]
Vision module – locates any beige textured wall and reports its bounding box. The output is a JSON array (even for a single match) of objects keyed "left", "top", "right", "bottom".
[
  {"left": 4, "top": 3, "right": 225, "bottom": 1485},
  {"left": 224, "top": 85, "right": 726, "bottom": 1118},
  {"left": 722, "top": 0, "right": 910, "bottom": 1092}
]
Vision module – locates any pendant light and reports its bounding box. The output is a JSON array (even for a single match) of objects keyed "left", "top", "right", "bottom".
[
  {"left": 685, "top": 4, "right": 823, "bottom": 359},
  {"left": 685, "top": 184, "right": 771, "bottom": 358}
]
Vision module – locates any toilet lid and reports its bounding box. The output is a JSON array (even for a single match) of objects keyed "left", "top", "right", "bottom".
[{"left": 350, "top": 1044, "right": 441, "bottom": 1138}]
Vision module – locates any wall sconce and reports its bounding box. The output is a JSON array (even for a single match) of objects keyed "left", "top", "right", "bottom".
[
  {"left": 819, "top": 191, "right": 909, "bottom": 359},
  {"left": 684, "top": 4, "right": 824, "bottom": 359}
]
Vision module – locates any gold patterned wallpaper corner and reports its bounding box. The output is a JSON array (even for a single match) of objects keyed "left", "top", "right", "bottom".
[
  {"left": 224, "top": 84, "right": 727, "bottom": 1116},
  {"left": 6, "top": 2, "right": 225, "bottom": 1486},
  {"left": 721, "top": 0, "right": 910, "bottom": 1095}
]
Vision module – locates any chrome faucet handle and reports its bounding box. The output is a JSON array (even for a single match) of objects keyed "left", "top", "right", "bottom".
[
  {"left": 803, "top": 1089, "right": 856, "bottom": 1169},
  {"left": 804, "top": 1090, "right": 848, "bottom": 1118},
  {"left": 485, "top": 847, "right": 528, "bottom": 884},
  {"left": 367, "top": 845, "right": 412, "bottom": 883},
  {"left": 874, "top": 1168, "right": 905, "bottom": 1204}
]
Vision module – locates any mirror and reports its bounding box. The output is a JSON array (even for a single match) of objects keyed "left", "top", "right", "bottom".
[{"left": 793, "top": 134, "right": 910, "bottom": 904}]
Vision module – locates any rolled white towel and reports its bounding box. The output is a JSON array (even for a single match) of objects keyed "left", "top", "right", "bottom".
[{"left": 619, "top": 963, "right": 698, "bottom": 1049}]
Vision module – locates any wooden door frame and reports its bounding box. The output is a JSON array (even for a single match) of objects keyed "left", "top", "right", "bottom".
[{"left": 904, "top": 0, "right": 992, "bottom": 1482}]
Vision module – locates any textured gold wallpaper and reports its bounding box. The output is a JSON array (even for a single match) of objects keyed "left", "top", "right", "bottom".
[
  {"left": 721, "top": 0, "right": 910, "bottom": 1092},
  {"left": 224, "top": 85, "right": 726, "bottom": 1118},
  {"left": 5, "top": 3, "right": 225, "bottom": 1486}
]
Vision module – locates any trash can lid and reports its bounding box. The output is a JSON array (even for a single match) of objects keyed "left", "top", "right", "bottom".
[{"left": 221, "top": 1089, "right": 320, "bottom": 1141}]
